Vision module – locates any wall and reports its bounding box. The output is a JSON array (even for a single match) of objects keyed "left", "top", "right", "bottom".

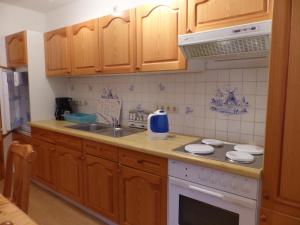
[
  {"left": 0, "top": 2, "right": 46, "bottom": 66},
  {"left": 46, "top": 0, "right": 164, "bottom": 30},
  {"left": 66, "top": 68, "right": 268, "bottom": 146}
]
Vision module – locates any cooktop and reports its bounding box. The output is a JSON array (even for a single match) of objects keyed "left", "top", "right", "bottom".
[{"left": 174, "top": 141, "right": 263, "bottom": 169}]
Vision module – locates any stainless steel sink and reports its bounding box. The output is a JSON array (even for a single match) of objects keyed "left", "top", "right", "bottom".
[{"left": 65, "top": 123, "right": 144, "bottom": 137}]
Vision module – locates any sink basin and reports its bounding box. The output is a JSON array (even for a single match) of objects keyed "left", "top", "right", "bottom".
[
  {"left": 65, "top": 123, "right": 144, "bottom": 137},
  {"left": 66, "top": 123, "right": 110, "bottom": 132}
]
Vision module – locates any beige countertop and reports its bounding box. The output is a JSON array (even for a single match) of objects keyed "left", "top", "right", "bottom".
[{"left": 29, "top": 120, "right": 262, "bottom": 179}]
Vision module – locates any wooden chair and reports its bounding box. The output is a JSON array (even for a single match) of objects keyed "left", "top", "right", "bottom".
[{"left": 3, "top": 141, "right": 36, "bottom": 213}]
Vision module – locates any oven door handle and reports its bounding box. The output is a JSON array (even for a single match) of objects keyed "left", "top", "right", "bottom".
[
  {"left": 188, "top": 185, "right": 256, "bottom": 209},
  {"left": 188, "top": 185, "right": 224, "bottom": 199}
]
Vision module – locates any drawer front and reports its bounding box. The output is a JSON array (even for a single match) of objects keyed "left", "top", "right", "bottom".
[
  {"left": 119, "top": 149, "right": 167, "bottom": 176},
  {"left": 31, "top": 127, "right": 57, "bottom": 144},
  {"left": 83, "top": 140, "right": 118, "bottom": 162},
  {"left": 56, "top": 133, "right": 82, "bottom": 152}
]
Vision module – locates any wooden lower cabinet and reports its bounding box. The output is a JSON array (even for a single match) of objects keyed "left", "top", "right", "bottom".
[
  {"left": 31, "top": 138, "right": 56, "bottom": 189},
  {"left": 56, "top": 146, "right": 84, "bottom": 203},
  {"left": 119, "top": 166, "right": 167, "bottom": 225},
  {"left": 83, "top": 155, "right": 119, "bottom": 222},
  {"left": 260, "top": 208, "right": 300, "bottom": 225}
]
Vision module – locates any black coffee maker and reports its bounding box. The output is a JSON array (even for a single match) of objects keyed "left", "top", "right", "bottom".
[{"left": 55, "top": 97, "right": 73, "bottom": 120}]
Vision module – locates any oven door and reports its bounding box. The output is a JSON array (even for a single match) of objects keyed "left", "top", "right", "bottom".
[{"left": 168, "top": 177, "right": 257, "bottom": 225}]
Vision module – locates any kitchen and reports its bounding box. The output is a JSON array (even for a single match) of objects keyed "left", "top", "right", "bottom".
[{"left": 0, "top": 0, "right": 299, "bottom": 225}]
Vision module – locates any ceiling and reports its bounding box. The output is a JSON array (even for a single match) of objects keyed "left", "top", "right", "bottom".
[{"left": 0, "top": 0, "right": 76, "bottom": 12}]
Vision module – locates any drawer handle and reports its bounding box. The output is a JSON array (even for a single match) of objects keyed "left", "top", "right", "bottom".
[{"left": 137, "top": 160, "right": 145, "bottom": 164}]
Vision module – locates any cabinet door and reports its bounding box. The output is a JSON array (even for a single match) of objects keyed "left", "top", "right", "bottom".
[
  {"left": 71, "top": 19, "right": 100, "bottom": 75},
  {"left": 44, "top": 27, "right": 71, "bottom": 76},
  {"left": 262, "top": 0, "right": 300, "bottom": 219},
  {"left": 260, "top": 208, "right": 300, "bottom": 225},
  {"left": 99, "top": 10, "right": 136, "bottom": 74},
  {"left": 136, "top": 0, "right": 186, "bottom": 72},
  {"left": 5, "top": 31, "right": 27, "bottom": 67},
  {"left": 188, "top": 0, "right": 273, "bottom": 32},
  {"left": 31, "top": 139, "right": 56, "bottom": 189},
  {"left": 84, "top": 155, "right": 119, "bottom": 222},
  {"left": 56, "top": 146, "right": 83, "bottom": 203},
  {"left": 119, "top": 166, "right": 167, "bottom": 225}
]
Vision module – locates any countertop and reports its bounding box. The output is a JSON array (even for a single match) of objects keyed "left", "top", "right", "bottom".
[{"left": 29, "top": 120, "right": 262, "bottom": 179}]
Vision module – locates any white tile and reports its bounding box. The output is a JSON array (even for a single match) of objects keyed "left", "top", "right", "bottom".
[
  {"left": 243, "top": 82, "right": 256, "bottom": 95},
  {"left": 218, "top": 70, "right": 230, "bottom": 82},
  {"left": 256, "top": 82, "right": 268, "bottom": 95},
  {"left": 240, "top": 134, "right": 254, "bottom": 144},
  {"left": 228, "top": 120, "right": 241, "bottom": 133},
  {"left": 230, "top": 69, "right": 243, "bottom": 81},
  {"left": 255, "top": 123, "right": 266, "bottom": 136},
  {"left": 205, "top": 70, "right": 218, "bottom": 82},
  {"left": 255, "top": 109, "right": 266, "bottom": 123},
  {"left": 216, "top": 119, "right": 228, "bottom": 131},
  {"left": 206, "top": 82, "right": 218, "bottom": 94},
  {"left": 227, "top": 132, "right": 241, "bottom": 143},
  {"left": 256, "top": 96, "right": 268, "bottom": 109},
  {"left": 254, "top": 136, "right": 265, "bottom": 146},
  {"left": 184, "top": 127, "right": 195, "bottom": 136},
  {"left": 205, "top": 118, "right": 216, "bottom": 130},
  {"left": 241, "top": 122, "right": 254, "bottom": 134},
  {"left": 204, "top": 129, "right": 216, "bottom": 139},
  {"left": 216, "top": 131, "right": 228, "bottom": 141},
  {"left": 257, "top": 68, "right": 269, "bottom": 82},
  {"left": 243, "top": 69, "right": 257, "bottom": 81}
]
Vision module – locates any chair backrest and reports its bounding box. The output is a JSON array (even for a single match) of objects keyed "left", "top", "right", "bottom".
[{"left": 3, "top": 141, "right": 36, "bottom": 213}]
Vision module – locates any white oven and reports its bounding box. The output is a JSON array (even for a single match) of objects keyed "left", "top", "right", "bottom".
[{"left": 168, "top": 160, "right": 260, "bottom": 225}]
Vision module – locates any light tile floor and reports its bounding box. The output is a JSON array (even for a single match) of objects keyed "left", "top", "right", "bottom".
[{"left": 1, "top": 182, "right": 106, "bottom": 225}]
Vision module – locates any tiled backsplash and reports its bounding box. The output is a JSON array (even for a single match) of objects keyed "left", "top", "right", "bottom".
[{"left": 66, "top": 68, "right": 268, "bottom": 146}]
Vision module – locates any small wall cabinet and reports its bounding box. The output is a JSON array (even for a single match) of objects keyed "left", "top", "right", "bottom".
[
  {"left": 44, "top": 27, "right": 71, "bottom": 76},
  {"left": 5, "top": 31, "right": 27, "bottom": 68},
  {"left": 71, "top": 19, "right": 100, "bottom": 75},
  {"left": 99, "top": 10, "right": 136, "bottom": 73},
  {"left": 187, "top": 0, "right": 273, "bottom": 32},
  {"left": 136, "top": 1, "right": 187, "bottom": 72}
]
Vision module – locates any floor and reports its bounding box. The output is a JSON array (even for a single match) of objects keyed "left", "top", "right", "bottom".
[{"left": 0, "top": 181, "right": 107, "bottom": 225}]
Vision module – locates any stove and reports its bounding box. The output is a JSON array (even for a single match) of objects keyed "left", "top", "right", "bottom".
[{"left": 174, "top": 141, "right": 263, "bottom": 169}]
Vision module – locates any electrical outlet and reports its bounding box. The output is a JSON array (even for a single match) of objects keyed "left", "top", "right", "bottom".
[{"left": 156, "top": 104, "right": 178, "bottom": 113}]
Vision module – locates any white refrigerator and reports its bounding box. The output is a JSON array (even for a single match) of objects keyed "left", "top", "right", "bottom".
[{"left": 0, "top": 66, "right": 30, "bottom": 135}]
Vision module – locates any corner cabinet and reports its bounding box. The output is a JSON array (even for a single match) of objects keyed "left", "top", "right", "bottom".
[
  {"left": 260, "top": 0, "right": 300, "bottom": 224},
  {"left": 5, "top": 31, "right": 27, "bottom": 68},
  {"left": 99, "top": 10, "right": 136, "bottom": 74},
  {"left": 188, "top": 0, "right": 273, "bottom": 32},
  {"left": 136, "top": 0, "right": 187, "bottom": 72},
  {"left": 44, "top": 27, "right": 71, "bottom": 76},
  {"left": 71, "top": 19, "right": 100, "bottom": 75}
]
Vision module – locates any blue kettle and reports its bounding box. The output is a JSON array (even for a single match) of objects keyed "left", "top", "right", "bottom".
[{"left": 147, "top": 110, "right": 169, "bottom": 139}]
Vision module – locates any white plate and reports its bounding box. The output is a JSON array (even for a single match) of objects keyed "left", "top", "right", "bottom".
[
  {"left": 234, "top": 144, "right": 264, "bottom": 155},
  {"left": 202, "top": 139, "right": 224, "bottom": 147},
  {"left": 226, "top": 151, "right": 254, "bottom": 163},
  {"left": 185, "top": 144, "right": 214, "bottom": 155}
]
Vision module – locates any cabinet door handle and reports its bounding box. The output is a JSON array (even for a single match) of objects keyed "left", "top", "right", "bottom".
[
  {"left": 137, "top": 160, "right": 145, "bottom": 164},
  {"left": 260, "top": 214, "right": 267, "bottom": 222}
]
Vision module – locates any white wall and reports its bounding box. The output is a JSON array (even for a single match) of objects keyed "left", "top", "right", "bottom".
[
  {"left": 46, "top": 0, "right": 167, "bottom": 30},
  {"left": 27, "top": 31, "right": 68, "bottom": 121},
  {"left": 0, "top": 2, "right": 46, "bottom": 66}
]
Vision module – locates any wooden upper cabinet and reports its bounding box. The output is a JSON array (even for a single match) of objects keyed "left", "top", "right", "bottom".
[
  {"left": 136, "top": 0, "right": 187, "bottom": 72},
  {"left": 71, "top": 19, "right": 100, "bottom": 75},
  {"left": 44, "top": 27, "right": 71, "bottom": 76},
  {"left": 119, "top": 166, "right": 167, "bottom": 225},
  {"left": 188, "top": 0, "right": 273, "bottom": 32},
  {"left": 99, "top": 10, "right": 136, "bottom": 74},
  {"left": 5, "top": 31, "right": 27, "bottom": 68},
  {"left": 261, "top": 0, "right": 300, "bottom": 223}
]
